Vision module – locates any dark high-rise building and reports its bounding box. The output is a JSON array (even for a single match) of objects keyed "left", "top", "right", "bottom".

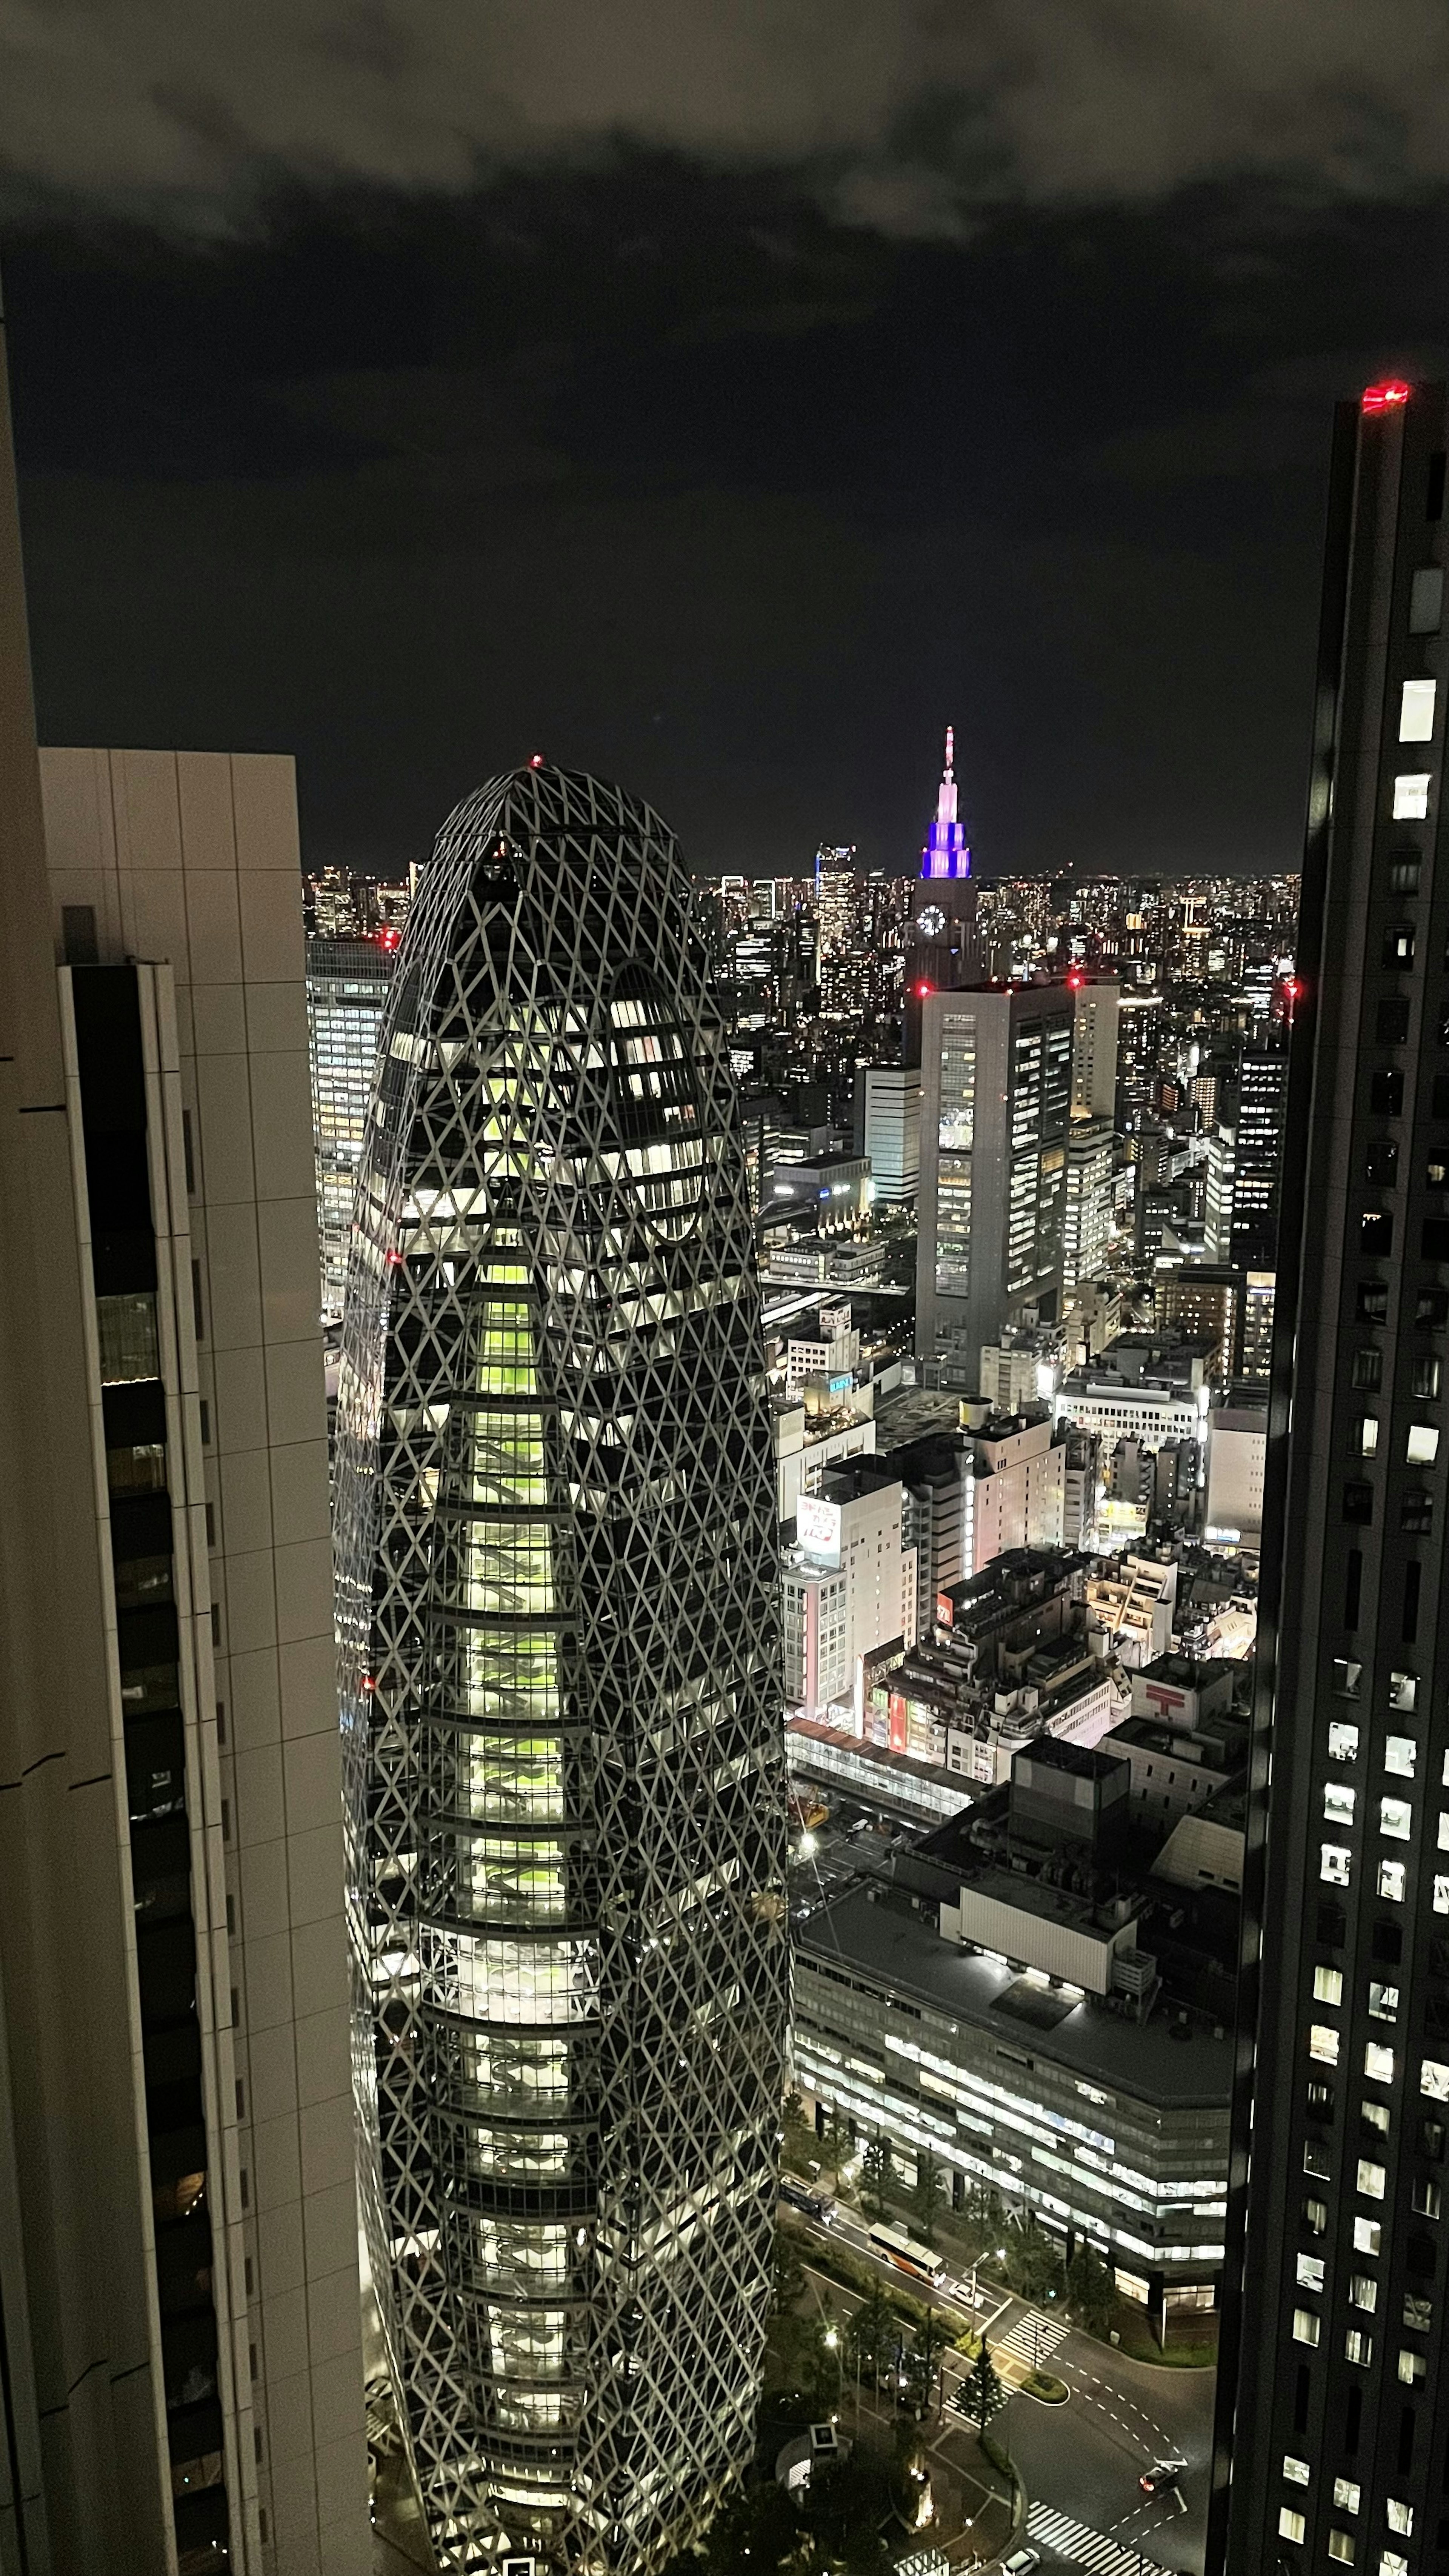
[
  {"left": 333, "top": 764, "right": 788, "bottom": 2572},
  {"left": 1229, "top": 1035, "right": 1289, "bottom": 1272},
  {"left": 1214, "top": 380, "right": 1449, "bottom": 2567},
  {"left": 915, "top": 983, "right": 1075, "bottom": 1372}
]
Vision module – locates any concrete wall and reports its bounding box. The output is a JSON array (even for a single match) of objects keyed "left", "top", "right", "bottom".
[{"left": 40, "top": 748, "right": 369, "bottom": 2576}]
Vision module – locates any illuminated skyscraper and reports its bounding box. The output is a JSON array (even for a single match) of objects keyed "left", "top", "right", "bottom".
[
  {"left": 1214, "top": 380, "right": 1449, "bottom": 2565},
  {"left": 1229, "top": 1036, "right": 1289, "bottom": 1272},
  {"left": 907, "top": 731, "right": 984, "bottom": 1030},
  {"left": 814, "top": 843, "right": 859, "bottom": 1015},
  {"left": 334, "top": 764, "right": 788, "bottom": 2572},
  {"left": 306, "top": 932, "right": 397, "bottom": 1322},
  {"left": 915, "top": 983, "right": 1074, "bottom": 1367}
]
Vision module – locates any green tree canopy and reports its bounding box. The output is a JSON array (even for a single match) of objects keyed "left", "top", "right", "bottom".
[
  {"left": 859, "top": 2133, "right": 894, "bottom": 2222},
  {"left": 903, "top": 2307, "right": 952, "bottom": 2418},
  {"left": 1066, "top": 2239, "right": 1116, "bottom": 2336},
  {"left": 956, "top": 2339, "right": 1006, "bottom": 2437},
  {"left": 910, "top": 2146, "right": 946, "bottom": 2248},
  {"left": 1003, "top": 2212, "right": 1066, "bottom": 2305},
  {"left": 782, "top": 2087, "right": 817, "bottom": 2175},
  {"left": 844, "top": 2282, "right": 897, "bottom": 2385}
]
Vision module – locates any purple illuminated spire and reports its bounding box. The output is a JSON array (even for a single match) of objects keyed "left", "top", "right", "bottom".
[{"left": 920, "top": 725, "right": 969, "bottom": 881}]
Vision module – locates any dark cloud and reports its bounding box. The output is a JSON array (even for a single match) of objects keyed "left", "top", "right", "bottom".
[
  {"left": 5, "top": 26, "right": 1449, "bottom": 882},
  {"left": 3, "top": 1, "right": 1449, "bottom": 226}
]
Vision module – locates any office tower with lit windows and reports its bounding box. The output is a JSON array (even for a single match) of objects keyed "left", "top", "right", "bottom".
[
  {"left": 853, "top": 1063, "right": 921, "bottom": 1202},
  {"left": 1229, "top": 1035, "right": 1289, "bottom": 1272},
  {"left": 307, "top": 932, "right": 397, "bottom": 1322},
  {"left": 814, "top": 843, "right": 858, "bottom": 1014},
  {"left": 1062, "top": 1116, "right": 1115, "bottom": 1296},
  {"left": 1071, "top": 979, "right": 1120, "bottom": 1123},
  {"left": 1213, "top": 381, "right": 1449, "bottom": 2569},
  {"left": 0, "top": 308, "right": 366, "bottom": 2575},
  {"left": 333, "top": 763, "right": 788, "bottom": 2573},
  {"left": 915, "top": 983, "right": 1075, "bottom": 1369}
]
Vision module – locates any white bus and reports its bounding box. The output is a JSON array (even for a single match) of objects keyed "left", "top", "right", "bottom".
[{"left": 868, "top": 2221, "right": 944, "bottom": 2286}]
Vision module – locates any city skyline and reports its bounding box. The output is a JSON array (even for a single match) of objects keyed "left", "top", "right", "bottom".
[{"left": 7, "top": 18, "right": 1449, "bottom": 2567}]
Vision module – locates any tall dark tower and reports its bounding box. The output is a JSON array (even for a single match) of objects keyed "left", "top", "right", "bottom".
[
  {"left": 1213, "top": 380, "right": 1449, "bottom": 2568},
  {"left": 334, "top": 765, "right": 788, "bottom": 2573},
  {"left": 904, "top": 728, "right": 983, "bottom": 1062}
]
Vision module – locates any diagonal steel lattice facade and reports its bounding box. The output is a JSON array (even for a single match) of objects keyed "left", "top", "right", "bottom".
[{"left": 333, "top": 765, "right": 789, "bottom": 2574}]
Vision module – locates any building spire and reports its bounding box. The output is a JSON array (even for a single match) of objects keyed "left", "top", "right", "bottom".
[{"left": 922, "top": 724, "right": 968, "bottom": 880}]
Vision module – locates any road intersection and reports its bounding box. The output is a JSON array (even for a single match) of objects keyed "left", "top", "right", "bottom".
[{"left": 786, "top": 2201, "right": 1214, "bottom": 2576}]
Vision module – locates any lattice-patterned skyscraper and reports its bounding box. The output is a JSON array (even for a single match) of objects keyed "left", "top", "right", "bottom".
[{"left": 334, "top": 763, "right": 788, "bottom": 2574}]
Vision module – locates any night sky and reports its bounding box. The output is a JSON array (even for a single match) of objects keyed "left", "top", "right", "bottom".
[{"left": 3, "top": 5, "right": 1449, "bottom": 879}]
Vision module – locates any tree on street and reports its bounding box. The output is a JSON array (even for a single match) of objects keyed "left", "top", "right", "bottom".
[
  {"left": 1003, "top": 2211, "right": 1066, "bottom": 2305},
  {"left": 956, "top": 2340, "right": 1006, "bottom": 2437},
  {"left": 960, "top": 2179, "right": 1009, "bottom": 2259},
  {"left": 904, "top": 2307, "right": 952, "bottom": 2418},
  {"left": 911, "top": 2146, "right": 946, "bottom": 2248},
  {"left": 845, "top": 2282, "right": 897, "bottom": 2386},
  {"left": 772, "top": 2225, "right": 805, "bottom": 2315},
  {"left": 782, "top": 2087, "right": 817, "bottom": 2175},
  {"left": 1066, "top": 2239, "right": 1116, "bottom": 2336},
  {"left": 860, "top": 2132, "right": 894, "bottom": 2222}
]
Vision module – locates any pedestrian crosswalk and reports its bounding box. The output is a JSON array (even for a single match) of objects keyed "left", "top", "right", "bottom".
[
  {"left": 994, "top": 2308, "right": 1072, "bottom": 2368},
  {"left": 1025, "top": 2503, "right": 1167, "bottom": 2574}
]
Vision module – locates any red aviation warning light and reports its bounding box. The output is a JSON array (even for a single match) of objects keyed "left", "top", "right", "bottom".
[
  {"left": 1362, "top": 381, "right": 1412, "bottom": 414},
  {"left": 1067, "top": 970, "right": 1084, "bottom": 989},
  {"left": 915, "top": 980, "right": 934, "bottom": 998},
  {"left": 376, "top": 924, "right": 401, "bottom": 952}
]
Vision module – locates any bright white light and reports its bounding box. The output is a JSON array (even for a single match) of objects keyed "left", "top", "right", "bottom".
[
  {"left": 798, "top": 1831, "right": 818, "bottom": 1859},
  {"left": 1400, "top": 679, "right": 1437, "bottom": 743},
  {"left": 1394, "top": 772, "right": 1431, "bottom": 820}
]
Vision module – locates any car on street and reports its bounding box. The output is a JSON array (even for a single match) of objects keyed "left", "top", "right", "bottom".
[
  {"left": 1140, "top": 2458, "right": 1188, "bottom": 2496},
  {"left": 1001, "top": 2551, "right": 1041, "bottom": 2573}
]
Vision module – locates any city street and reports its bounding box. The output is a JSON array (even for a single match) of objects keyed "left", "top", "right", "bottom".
[
  {"left": 1003, "top": 2318, "right": 1212, "bottom": 2575},
  {"left": 788, "top": 2203, "right": 1215, "bottom": 2575}
]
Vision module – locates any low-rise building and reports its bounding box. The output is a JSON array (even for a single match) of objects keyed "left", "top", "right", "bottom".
[
  {"left": 1058, "top": 1345, "right": 1209, "bottom": 1455},
  {"left": 963, "top": 1410, "right": 1068, "bottom": 1567},
  {"left": 1084, "top": 1550, "right": 1180, "bottom": 1667},
  {"left": 978, "top": 1326, "right": 1067, "bottom": 1415},
  {"left": 773, "top": 1392, "right": 877, "bottom": 1521},
  {"left": 1129, "top": 1650, "right": 1238, "bottom": 1733},
  {"left": 786, "top": 1299, "right": 861, "bottom": 1393},
  {"left": 1099, "top": 1712, "right": 1247, "bottom": 1825},
  {"left": 1204, "top": 1400, "right": 1267, "bottom": 1546},
  {"left": 783, "top": 1462, "right": 918, "bottom": 1724},
  {"left": 1153, "top": 1784, "right": 1246, "bottom": 1895},
  {"left": 794, "top": 1772, "right": 1233, "bottom": 2341},
  {"left": 768, "top": 1150, "right": 872, "bottom": 1234}
]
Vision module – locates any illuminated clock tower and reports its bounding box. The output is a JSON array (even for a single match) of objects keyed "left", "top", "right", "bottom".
[{"left": 906, "top": 727, "right": 983, "bottom": 1059}]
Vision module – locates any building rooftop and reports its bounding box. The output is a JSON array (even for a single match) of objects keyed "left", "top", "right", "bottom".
[
  {"left": 1107, "top": 1714, "right": 1246, "bottom": 1770},
  {"left": 1138, "top": 1650, "right": 1238, "bottom": 1691},
  {"left": 796, "top": 1885, "right": 1233, "bottom": 2108}
]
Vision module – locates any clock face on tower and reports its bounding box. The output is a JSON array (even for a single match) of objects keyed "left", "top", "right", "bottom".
[{"left": 916, "top": 905, "right": 946, "bottom": 939}]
